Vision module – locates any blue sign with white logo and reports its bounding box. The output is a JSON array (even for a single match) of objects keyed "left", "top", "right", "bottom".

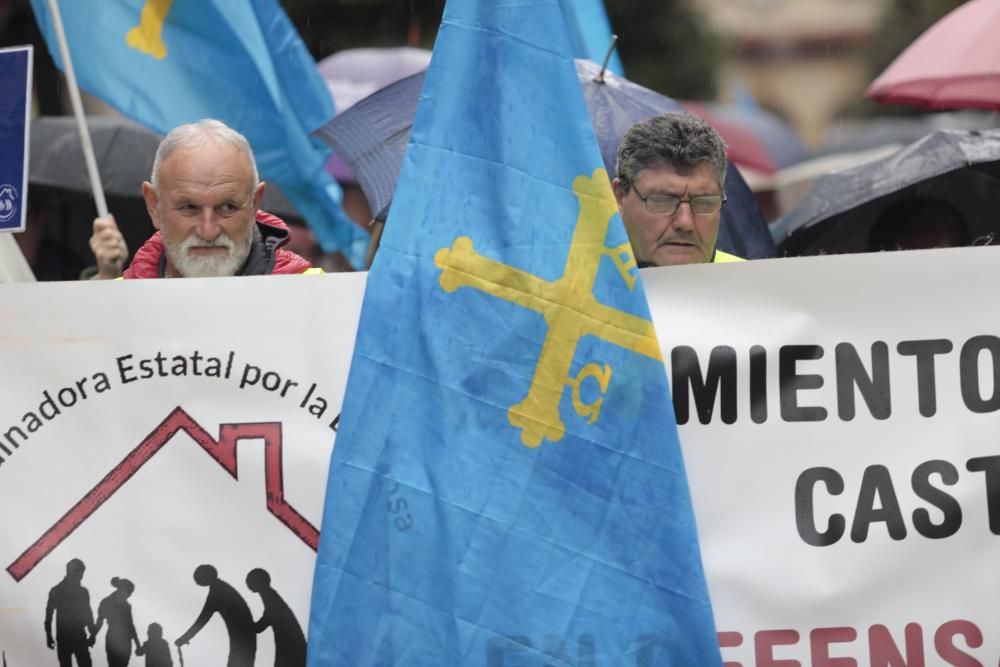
[{"left": 0, "top": 46, "right": 32, "bottom": 233}]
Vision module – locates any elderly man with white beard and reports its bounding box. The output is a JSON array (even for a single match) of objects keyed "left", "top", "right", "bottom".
[{"left": 90, "top": 119, "right": 319, "bottom": 279}]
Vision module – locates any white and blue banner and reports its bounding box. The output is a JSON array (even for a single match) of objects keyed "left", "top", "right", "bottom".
[
  {"left": 3, "top": 247, "right": 1000, "bottom": 665},
  {"left": 0, "top": 45, "right": 32, "bottom": 234}
]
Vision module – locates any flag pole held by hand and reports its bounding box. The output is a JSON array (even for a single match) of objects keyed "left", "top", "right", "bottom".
[{"left": 45, "top": 0, "right": 109, "bottom": 219}]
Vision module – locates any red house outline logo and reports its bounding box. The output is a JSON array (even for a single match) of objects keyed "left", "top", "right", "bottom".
[{"left": 7, "top": 407, "right": 319, "bottom": 582}]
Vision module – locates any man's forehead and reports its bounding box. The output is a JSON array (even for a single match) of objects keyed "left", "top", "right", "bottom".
[
  {"left": 639, "top": 160, "right": 712, "bottom": 178},
  {"left": 161, "top": 142, "right": 253, "bottom": 177},
  {"left": 158, "top": 144, "right": 255, "bottom": 196},
  {"left": 157, "top": 181, "right": 254, "bottom": 209},
  {"left": 637, "top": 162, "right": 719, "bottom": 189}
]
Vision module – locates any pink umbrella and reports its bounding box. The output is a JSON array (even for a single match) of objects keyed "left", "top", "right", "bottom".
[{"left": 866, "top": 0, "right": 1000, "bottom": 110}]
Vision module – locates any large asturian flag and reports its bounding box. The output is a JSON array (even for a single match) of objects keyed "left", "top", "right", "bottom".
[
  {"left": 29, "top": 0, "right": 366, "bottom": 265},
  {"left": 307, "top": 1, "right": 721, "bottom": 665}
]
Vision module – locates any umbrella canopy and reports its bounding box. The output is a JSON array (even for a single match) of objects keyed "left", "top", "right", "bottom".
[
  {"left": 315, "top": 60, "right": 777, "bottom": 259},
  {"left": 866, "top": 0, "right": 1000, "bottom": 110},
  {"left": 30, "top": 116, "right": 160, "bottom": 198},
  {"left": 774, "top": 128, "right": 1000, "bottom": 256},
  {"left": 574, "top": 60, "right": 777, "bottom": 176},
  {"left": 318, "top": 47, "right": 432, "bottom": 185},
  {"left": 319, "top": 46, "right": 432, "bottom": 112},
  {"left": 771, "top": 144, "right": 903, "bottom": 219},
  {"left": 29, "top": 115, "right": 303, "bottom": 220}
]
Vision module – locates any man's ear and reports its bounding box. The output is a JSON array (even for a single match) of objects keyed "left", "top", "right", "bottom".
[
  {"left": 141, "top": 182, "right": 161, "bottom": 230},
  {"left": 611, "top": 178, "right": 627, "bottom": 209},
  {"left": 253, "top": 181, "right": 266, "bottom": 211}
]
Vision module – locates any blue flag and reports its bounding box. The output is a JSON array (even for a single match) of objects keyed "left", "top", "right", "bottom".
[
  {"left": 307, "top": 1, "right": 721, "bottom": 665},
  {"left": 0, "top": 46, "right": 32, "bottom": 233},
  {"left": 559, "top": 0, "right": 624, "bottom": 75},
  {"left": 29, "top": 0, "right": 367, "bottom": 266}
]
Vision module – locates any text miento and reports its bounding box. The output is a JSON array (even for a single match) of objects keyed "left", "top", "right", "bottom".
[{"left": 671, "top": 336, "right": 1000, "bottom": 425}]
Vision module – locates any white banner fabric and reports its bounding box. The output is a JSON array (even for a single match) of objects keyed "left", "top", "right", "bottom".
[
  {"left": 648, "top": 247, "right": 1000, "bottom": 667},
  {"left": 0, "top": 273, "right": 364, "bottom": 666}
]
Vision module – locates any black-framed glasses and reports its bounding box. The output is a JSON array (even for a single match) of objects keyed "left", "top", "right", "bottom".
[{"left": 630, "top": 182, "right": 726, "bottom": 216}]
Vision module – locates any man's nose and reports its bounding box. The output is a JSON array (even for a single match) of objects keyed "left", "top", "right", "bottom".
[
  {"left": 193, "top": 209, "right": 223, "bottom": 240},
  {"left": 670, "top": 201, "right": 696, "bottom": 231}
]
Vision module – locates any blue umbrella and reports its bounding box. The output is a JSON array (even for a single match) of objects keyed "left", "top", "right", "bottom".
[{"left": 315, "top": 59, "right": 776, "bottom": 260}]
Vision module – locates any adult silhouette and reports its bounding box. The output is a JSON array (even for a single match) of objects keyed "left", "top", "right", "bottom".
[
  {"left": 92, "top": 577, "right": 140, "bottom": 666},
  {"left": 44, "top": 558, "right": 96, "bottom": 667},
  {"left": 175, "top": 564, "right": 256, "bottom": 667},
  {"left": 246, "top": 568, "right": 306, "bottom": 667}
]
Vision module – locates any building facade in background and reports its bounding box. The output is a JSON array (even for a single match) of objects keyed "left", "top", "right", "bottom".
[{"left": 691, "top": 0, "right": 890, "bottom": 146}]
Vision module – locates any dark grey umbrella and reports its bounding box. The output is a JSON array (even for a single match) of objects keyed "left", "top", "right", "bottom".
[
  {"left": 314, "top": 60, "right": 776, "bottom": 260},
  {"left": 30, "top": 116, "right": 160, "bottom": 198},
  {"left": 28, "top": 115, "right": 302, "bottom": 220},
  {"left": 774, "top": 128, "right": 1000, "bottom": 255}
]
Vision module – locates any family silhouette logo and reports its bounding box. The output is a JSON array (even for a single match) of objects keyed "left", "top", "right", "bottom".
[
  {"left": 0, "top": 185, "right": 17, "bottom": 224},
  {"left": 42, "top": 558, "right": 306, "bottom": 666}
]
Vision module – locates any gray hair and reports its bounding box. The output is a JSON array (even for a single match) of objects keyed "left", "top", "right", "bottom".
[
  {"left": 150, "top": 119, "right": 259, "bottom": 192},
  {"left": 615, "top": 111, "right": 728, "bottom": 191}
]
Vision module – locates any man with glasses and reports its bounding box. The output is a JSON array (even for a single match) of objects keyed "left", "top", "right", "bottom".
[
  {"left": 89, "top": 119, "right": 319, "bottom": 279},
  {"left": 612, "top": 112, "right": 741, "bottom": 266}
]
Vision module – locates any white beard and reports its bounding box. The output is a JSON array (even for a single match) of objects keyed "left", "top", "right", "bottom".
[{"left": 163, "top": 230, "right": 253, "bottom": 278}]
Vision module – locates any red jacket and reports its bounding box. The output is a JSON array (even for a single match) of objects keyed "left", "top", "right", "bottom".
[{"left": 123, "top": 211, "right": 313, "bottom": 279}]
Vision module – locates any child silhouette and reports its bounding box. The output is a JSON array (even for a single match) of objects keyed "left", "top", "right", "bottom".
[{"left": 136, "top": 623, "right": 172, "bottom": 667}]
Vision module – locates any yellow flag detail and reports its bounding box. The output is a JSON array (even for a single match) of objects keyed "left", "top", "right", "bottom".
[
  {"left": 570, "top": 363, "right": 612, "bottom": 425},
  {"left": 434, "top": 168, "right": 661, "bottom": 448},
  {"left": 126, "top": 0, "right": 173, "bottom": 60}
]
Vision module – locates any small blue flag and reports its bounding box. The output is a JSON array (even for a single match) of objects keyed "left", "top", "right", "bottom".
[
  {"left": 29, "top": 0, "right": 368, "bottom": 266},
  {"left": 0, "top": 46, "right": 32, "bottom": 233},
  {"left": 307, "top": 0, "right": 721, "bottom": 665},
  {"left": 559, "top": 0, "right": 624, "bottom": 75}
]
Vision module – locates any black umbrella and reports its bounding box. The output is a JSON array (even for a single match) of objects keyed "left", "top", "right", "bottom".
[
  {"left": 314, "top": 60, "right": 776, "bottom": 260},
  {"left": 26, "top": 116, "right": 161, "bottom": 279},
  {"left": 30, "top": 116, "right": 159, "bottom": 197},
  {"left": 774, "top": 128, "right": 1000, "bottom": 256}
]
